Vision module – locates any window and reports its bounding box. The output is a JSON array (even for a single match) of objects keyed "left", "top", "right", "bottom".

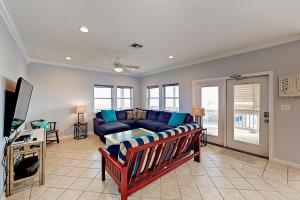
[
  {"left": 117, "top": 86, "right": 133, "bottom": 109},
  {"left": 163, "top": 84, "right": 179, "bottom": 111},
  {"left": 94, "top": 85, "right": 113, "bottom": 112},
  {"left": 147, "top": 86, "right": 160, "bottom": 110}
]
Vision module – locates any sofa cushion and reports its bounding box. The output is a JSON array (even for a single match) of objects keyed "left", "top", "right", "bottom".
[
  {"left": 157, "top": 124, "right": 174, "bottom": 132},
  {"left": 116, "top": 111, "right": 127, "bottom": 120},
  {"left": 98, "top": 122, "right": 131, "bottom": 135},
  {"left": 147, "top": 110, "right": 161, "bottom": 120},
  {"left": 184, "top": 114, "right": 193, "bottom": 123},
  {"left": 101, "top": 110, "right": 117, "bottom": 122},
  {"left": 168, "top": 112, "right": 187, "bottom": 127},
  {"left": 119, "top": 120, "right": 137, "bottom": 128},
  {"left": 96, "top": 112, "right": 103, "bottom": 119},
  {"left": 136, "top": 119, "right": 167, "bottom": 132},
  {"left": 157, "top": 111, "right": 172, "bottom": 123}
]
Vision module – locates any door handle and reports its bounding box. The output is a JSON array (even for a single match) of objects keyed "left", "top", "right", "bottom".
[
  {"left": 264, "top": 112, "right": 269, "bottom": 123},
  {"left": 264, "top": 112, "right": 269, "bottom": 118}
]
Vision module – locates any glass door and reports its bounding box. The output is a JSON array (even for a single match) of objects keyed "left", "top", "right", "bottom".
[
  {"left": 201, "top": 86, "right": 219, "bottom": 137},
  {"left": 196, "top": 80, "right": 226, "bottom": 146},
  {"left": 227, "top": 76, "right": 269, "bottom": 157}
]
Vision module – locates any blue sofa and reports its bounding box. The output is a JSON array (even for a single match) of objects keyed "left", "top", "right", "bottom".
[{"left": 93, "top": 109, "right": 193, "bottom": 143}]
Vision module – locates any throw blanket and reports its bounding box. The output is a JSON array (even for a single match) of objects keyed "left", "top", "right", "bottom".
[{"left": 118, "top": 123, "right": 200, "bottom": 166}]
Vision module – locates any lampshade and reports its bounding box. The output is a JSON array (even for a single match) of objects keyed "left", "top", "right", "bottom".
[
  {"left": 75, "top": 105, "right": 86, "bottom": 114},
  {"left": 191, "top": 107, "right": 205, "bottom": 116}
]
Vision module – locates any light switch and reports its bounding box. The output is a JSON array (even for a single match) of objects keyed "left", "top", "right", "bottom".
[{"left": 281, "top": 104, "right": 291, "bottom": 111}]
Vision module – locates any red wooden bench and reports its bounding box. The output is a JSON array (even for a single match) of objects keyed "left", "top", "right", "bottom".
[{"left": 99, "top": 128, "right": 201, "bottom": 200}]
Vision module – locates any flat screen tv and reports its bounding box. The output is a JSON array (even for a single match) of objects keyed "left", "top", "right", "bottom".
[{"left": 4, "top": 77, "right": 33, "bottom": 139}]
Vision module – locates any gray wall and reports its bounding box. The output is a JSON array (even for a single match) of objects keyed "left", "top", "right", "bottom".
[
  {"left": 0, "top": 17, "right": 27, "bottom": 196},
  {"left": 27, "top": 63, "right": 141, "bottom": 136},
  {"left": 141, "top": 41, "right": 300, "bottom": 164}
]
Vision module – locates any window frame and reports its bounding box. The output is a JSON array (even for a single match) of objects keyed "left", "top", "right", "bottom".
[
  {"left": 147, "top": 85, "right": 160, "bottom": 110},
  {"left": 163, "top": 83, "right": 179, "bottom": 112},
  {"left": 93, "top": 85, "right": 113, "bottom": 112},
  {"left": 117, "top": 86, "right": 133, "bottom": 110}
]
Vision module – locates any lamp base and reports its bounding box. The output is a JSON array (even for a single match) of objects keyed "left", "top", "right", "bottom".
[
  {"left": 195, "top": 116, "right": 203, "bottom": 128},
  {"left": 77, "top": 113, "right": 85, "bottom": 123}
]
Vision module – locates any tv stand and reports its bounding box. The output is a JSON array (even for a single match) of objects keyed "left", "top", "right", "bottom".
[{"left": 6, "top": 128, "right": 46, "bottom": 196}]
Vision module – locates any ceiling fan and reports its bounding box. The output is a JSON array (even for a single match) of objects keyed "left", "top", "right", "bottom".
[{"left": 113, "top": 57, "right": 140, "bottom": 73}]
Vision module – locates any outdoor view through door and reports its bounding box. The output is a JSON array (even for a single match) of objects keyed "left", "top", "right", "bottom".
[
  {"left": 227, "top": 75, "right": 269, "bottom": 157},
  {"left": 234, "top": 84, "right": 260, "bottom": 145},
  {"left": 201, "top": 86, "right": 219, "bottom": 136},
  {"left": 195, "top": 75, "right": 269, "bottom": 157}
]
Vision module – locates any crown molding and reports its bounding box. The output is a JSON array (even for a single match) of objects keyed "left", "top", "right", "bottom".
[
  {"left": 29, "top": 59, "right": 141, "bottom": 77},
  {"left": 0, "top": 0, "right": 30, "bottom": 61},
  {"left": 141, "top": 34, "right": 300, "bottom": 77}
]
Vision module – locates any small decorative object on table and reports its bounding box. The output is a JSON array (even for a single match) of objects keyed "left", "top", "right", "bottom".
[
  {"left": 192, "top": 107, "right": 207, "bottom": 146},
  {"left": 74, "top": 122, "right": 88, "bottom": 139}
]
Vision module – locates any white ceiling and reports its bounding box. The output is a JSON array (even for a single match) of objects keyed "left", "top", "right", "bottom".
[{"left": 5, "top": 0, "right": 300, "bottom": 76}]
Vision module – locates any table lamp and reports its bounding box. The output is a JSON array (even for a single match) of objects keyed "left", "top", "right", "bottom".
[
  {"left": 75, "top": 105, "right": 86, "bottom": 123},
  {"left": 192, "top": 107, "right": 205, "bottom": 128}
]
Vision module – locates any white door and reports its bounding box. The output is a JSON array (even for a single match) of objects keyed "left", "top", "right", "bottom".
[
  {"left": 226, "top": 76, "right": 269, "bottom": 157},
  {"left": 196, "top": 80, "right": 226, "bottom": 146}
]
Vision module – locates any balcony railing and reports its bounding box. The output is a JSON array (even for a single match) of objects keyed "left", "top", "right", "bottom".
[{"left": 203, "top": 109, "right": 259, "bottom": 133}]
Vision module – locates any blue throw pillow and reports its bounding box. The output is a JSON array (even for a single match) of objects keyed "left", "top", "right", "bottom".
[
  {"left": 101, "top": 110, "right": 117, "bottom": 122},
  {"left": 168, "top": 112, "right": 187, "bottom": 127}
]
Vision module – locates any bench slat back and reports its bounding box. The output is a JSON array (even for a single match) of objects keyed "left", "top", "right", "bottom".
[{"left": 125, "top": 128, "right": 200, "bottom": 184}]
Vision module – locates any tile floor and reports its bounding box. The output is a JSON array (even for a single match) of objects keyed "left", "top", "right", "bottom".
[{"left": 7, "top": 134, "right": 300, "bottom": 200}]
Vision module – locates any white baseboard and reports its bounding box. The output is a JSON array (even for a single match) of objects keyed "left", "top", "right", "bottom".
[{"left": 270, "top": 157, "right": 300, "bottom": 168}]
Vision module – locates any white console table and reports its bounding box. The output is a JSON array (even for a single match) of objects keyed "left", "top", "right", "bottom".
[{"left": 6, "top": 128, "right": 46, "bottom": 196}]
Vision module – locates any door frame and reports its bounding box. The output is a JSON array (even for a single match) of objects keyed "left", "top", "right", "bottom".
[
  {"left": 192, "top": 71, "right": 274, "bottom": 159},
  {"left": 193, "top": 79, "right": 226, "bottom": 146}
]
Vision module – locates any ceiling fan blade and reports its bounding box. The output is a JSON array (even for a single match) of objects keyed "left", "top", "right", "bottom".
[
  {"left": 124, "top": 65, "right": 139, "bottom": 69},
  {"left": 113, "top": 61, "right": 123, "bottom": 67},
  {"left": 123, "top": 68, "right": 130, "bottom": 73}
]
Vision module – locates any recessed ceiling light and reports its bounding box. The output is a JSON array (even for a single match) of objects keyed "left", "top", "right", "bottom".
[
  {"left": 114, "top": 67, "right": 124, "bottom": 73},
  {"left": 79, "top": 26, "right": 89, "bottom": 33},
  {"left": 168, "top": 55, "right": 174, "bottom": 59},
  {"left": 65, "top": 56, "right": 72, "bottom": 60}
]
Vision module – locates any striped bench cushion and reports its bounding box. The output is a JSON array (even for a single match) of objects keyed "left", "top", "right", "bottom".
[{"left": 117, "top": 123, "right": 200, "bottom": 166}]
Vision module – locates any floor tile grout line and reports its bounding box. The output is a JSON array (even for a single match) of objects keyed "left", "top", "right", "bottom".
[
  {"left": 202, "top": 164, "right": 225, "bottom": 200},
  {"left": 261, "top": 159, "right": 268, "bottom": 177}
]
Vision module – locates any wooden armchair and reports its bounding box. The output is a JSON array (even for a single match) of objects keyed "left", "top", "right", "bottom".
[{"left": 30, "top": 119, "right": 60, "bottom": 144}]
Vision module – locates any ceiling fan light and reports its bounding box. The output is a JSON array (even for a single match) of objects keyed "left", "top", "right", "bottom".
[{"left": 114, "top": 67, "right": 124, "bottom": 72}]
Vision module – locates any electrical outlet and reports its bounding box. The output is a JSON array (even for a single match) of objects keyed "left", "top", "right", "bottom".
[{"left": 280, "top": 104, "right": 291, "bottom": 111}]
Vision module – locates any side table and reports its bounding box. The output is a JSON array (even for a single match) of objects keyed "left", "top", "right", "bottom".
[{"left": 74, "top": 122, "right": 88, "bottom": 139}]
